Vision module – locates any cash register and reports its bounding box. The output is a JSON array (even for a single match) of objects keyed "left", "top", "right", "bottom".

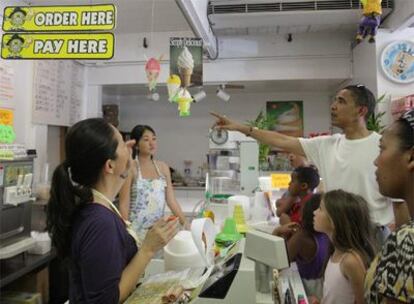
[{"left": 0, "top": 156, "right": 36, "bottom": 259}]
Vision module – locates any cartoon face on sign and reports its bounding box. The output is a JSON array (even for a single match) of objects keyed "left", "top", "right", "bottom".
[
  {"left": 3, "top": 34, "right": 33, "bottom": 58},
  {"left": 5, "top": 7, "right": 34, "bottom": 30}
]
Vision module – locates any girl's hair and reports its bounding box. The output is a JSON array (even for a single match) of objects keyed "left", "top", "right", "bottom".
[
  {"left": 130, "top": 125, "right": 156, "bottom": 159},
  {"left": 46, "top": 118, "right": 118, "bottom": 259},
  {"left": 323, "top": 190, "right": 377, "bottom": 266},
  {"left": 302, "top": 193, "right": 322, "bottom": 234},
  {"left": 395, "top": 109, "right": 414, "bottom": 151}
]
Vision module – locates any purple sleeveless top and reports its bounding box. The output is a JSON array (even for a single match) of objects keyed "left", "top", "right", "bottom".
[{"left": 296, "top": 232, "right": 330, "bottom": 280}]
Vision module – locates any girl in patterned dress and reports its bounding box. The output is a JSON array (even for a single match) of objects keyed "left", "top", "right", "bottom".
[
  {"left": 119, "top": 125, "right": 189, "bottom": 242},
  {"left": 365, "top": 109, "right": 414, "bottom": 303}
]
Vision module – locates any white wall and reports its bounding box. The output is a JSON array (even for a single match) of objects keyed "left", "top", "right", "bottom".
[
  {"left": 87, "top": 31, "right": 352, "bottom": 86},
  {"left": 351, "top": 42, "right": 378, "bottom": 95},
  {"left": 106, "top": 91, "right": 331, "bottom": 175},
  {"left": 382, "top": 0, "right": 414, "bottom": 32},
  {"left": 0, "top": 1, "right": 91, "bottom": 184},
  {"left": 376, "top": 28, "right": 414, "bottom": 125}
]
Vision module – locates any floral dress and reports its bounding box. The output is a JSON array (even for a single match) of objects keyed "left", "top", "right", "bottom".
[{"left": 129, "top": 159, "right": 167, "bottom": 242}]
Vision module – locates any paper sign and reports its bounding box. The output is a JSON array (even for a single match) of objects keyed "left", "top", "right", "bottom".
[
  {"left": 1, "top": 32, "right": 114, "bottom": 59},
  {"left": 271, "top": 173, "right": 291, "bottom": 189},
  {"left": 0, "top": 108, "right": 13, "bottom": 125},
  {"left": 2, "top": 5, "right": 116, "bottom": 32},
  {"left": 0, "top": 125, "right": 16, "bottom": 144}
]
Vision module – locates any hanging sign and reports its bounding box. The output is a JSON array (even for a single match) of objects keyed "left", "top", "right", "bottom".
[
  {"left": 2, "top": 5, "right": 116, "bottom": 32},
  {"left": 1, "top": 32, "right": 114, "bottom": 59},
  {"left": 170, "top": 37, "right": 203, "bottom": 87}
]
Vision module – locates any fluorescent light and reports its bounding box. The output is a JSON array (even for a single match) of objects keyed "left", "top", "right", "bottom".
[{"left": 175, "top": 0, "right": 218, "bottom": 59}]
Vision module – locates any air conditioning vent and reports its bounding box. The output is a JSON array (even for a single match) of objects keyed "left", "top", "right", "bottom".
[
  {"left": 282, "top": 2, "right": 316, "bottom": 11},
  {"left": 208, "top": 0, "right": 393, "bottom": 15}
]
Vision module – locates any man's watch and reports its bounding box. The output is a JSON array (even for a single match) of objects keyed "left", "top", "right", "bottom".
[{"left": 246, "top": 126, "right": 258, "bottom": 137}]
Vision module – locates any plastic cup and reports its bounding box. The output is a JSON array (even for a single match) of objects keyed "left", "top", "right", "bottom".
[{"left": 222, "top": 217, "right": 238, "bottom": 234}]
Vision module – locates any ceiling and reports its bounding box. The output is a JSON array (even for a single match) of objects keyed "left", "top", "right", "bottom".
[
  {"left": 9, "top": 0, "right": 385, "bottom": 95},
  {"left": 13, "top": 0, "right": 394, "bottom": 36},
  {"left": 103, "top": 79, "right": 345, "bottom": 97}
]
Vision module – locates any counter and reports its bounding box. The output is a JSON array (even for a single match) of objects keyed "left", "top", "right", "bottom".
[{"left": 0, "top": 250, "right": 55, "bottom": 288}]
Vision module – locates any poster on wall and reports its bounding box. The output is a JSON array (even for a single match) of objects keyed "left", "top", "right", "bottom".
[
  {"left": 265, "top": 101, "right": 303, "bottom": 171},
  {"left": 0, "top": 61, "right": 15, "bottom": 109},
  {"left": 170, "top": 37, "right": 203, "bottom": 87},
  {"left": 266, "top": 101, "right": 304, "bottom": 137}
]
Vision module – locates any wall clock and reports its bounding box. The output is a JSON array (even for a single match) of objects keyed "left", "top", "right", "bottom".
[{"left": 380, "top": 40, "right": 414, "bottom": 84}]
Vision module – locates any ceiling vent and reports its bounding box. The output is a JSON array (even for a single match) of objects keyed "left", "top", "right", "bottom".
[
  {"left": 208, "top": 0, "right": 393, "bottom": 35},
  {"left": 209, "top": 0, "right": 392, "bottom": 14}
]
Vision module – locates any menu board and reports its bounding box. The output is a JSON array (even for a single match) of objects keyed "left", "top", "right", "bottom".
[{"left": 32, "top": 60, "right": 84, "bottom": 126}]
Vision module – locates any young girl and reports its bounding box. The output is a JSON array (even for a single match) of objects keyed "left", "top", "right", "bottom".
[
  {"left": 119, "top": 125, "right": 189, "bottom": 242},
  {"left": 273, "top": 194, "right": 330, "bottom": 299},
  {"left": 314, "top": 189, "right": 377, "bottom": 304}
]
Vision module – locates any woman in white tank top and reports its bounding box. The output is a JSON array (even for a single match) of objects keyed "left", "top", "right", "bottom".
[
  {"left": 313, "top": 190, "right": 377, "bottom": 304},
  {"left": 323, "top": 250, "right": 367, "bottom": 304},
  {"left": 119, "top": 125, "right": 189, "bottom": 241}
]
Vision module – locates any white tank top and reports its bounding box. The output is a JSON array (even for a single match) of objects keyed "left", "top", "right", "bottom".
[{"left": 322, "top": 251, "right": 364, "bottom": 304}]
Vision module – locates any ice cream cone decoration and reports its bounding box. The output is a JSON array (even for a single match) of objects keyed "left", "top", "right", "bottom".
[
  {"left": 177, "top": 46, "right": 194, "bottom": 87},
  {"left": 167, "top": 74, "right": 181, "bottom": 102},
  {"left": 176, "top": 88, "right": 193, "bottom": 117},
  {"left": 145, "top": 57, "right": 161, "bottom": 92}
]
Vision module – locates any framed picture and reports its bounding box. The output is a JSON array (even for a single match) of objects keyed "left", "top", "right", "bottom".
[{"left": 266, "top": 101, "right": 304, "bottom": 137}]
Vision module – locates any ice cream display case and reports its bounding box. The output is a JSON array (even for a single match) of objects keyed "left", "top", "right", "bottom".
[{"left": 207, "top": 130, "right": 259, "bottom": 202}]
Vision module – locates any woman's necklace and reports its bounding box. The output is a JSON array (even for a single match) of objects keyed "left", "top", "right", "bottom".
[{"left": 91, "top": 188, "right": 140, "bottom": 246}]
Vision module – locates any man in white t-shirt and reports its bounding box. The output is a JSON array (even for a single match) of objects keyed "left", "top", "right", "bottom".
[{"left": 211, "top": 85, "right": 408, "bottom": 239}]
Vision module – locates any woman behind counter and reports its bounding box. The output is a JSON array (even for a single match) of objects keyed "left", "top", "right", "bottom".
[
  {"left": 47, "top": 118, "right": 179, "bottom": 303},
  {"left": 119, "top": 125, "right": 189, "bottom": 242}
]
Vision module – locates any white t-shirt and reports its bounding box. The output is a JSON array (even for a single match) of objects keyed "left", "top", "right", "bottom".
[{"left": 299, "top": 132, "right": 393, "bottom": 226}]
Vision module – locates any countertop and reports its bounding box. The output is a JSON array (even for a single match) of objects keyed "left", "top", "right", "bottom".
[{"left": 174, "top": 186, "right": 205, "bottom": 191}]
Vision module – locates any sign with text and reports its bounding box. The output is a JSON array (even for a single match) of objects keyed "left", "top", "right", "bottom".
[
  {"left": 2, "top": 5, "right": 116, "bottom": 32},
  {"left": 1, "top": 33, "right": 114, "bottom": 59},
  {"left": 170, "top": 37, "right": 203, "bottom": 87},
  {"left": 0, "top": 108, "right": 14, "bottom": 125},
  {"left": 271, "top": 173, "right": 291, "bottom": 189}
]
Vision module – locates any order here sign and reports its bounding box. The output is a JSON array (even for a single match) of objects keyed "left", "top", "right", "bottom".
[{"left": 2, "top": 4, "right": 116, "bottom": 32}]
